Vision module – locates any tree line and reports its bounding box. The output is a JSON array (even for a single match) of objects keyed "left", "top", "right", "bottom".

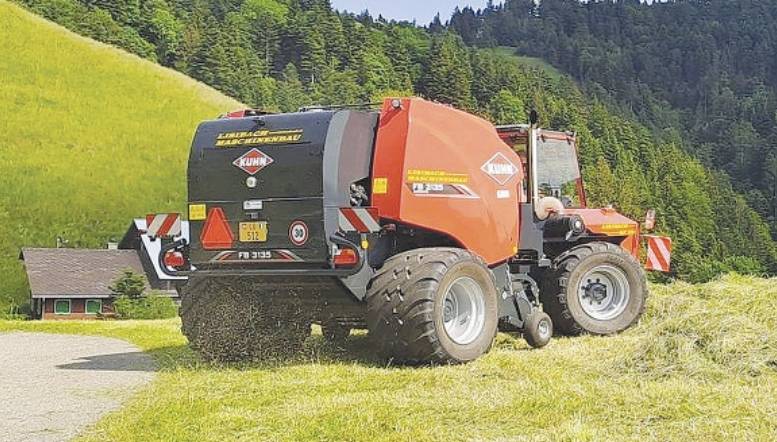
[
  {"left": 14, "top": 0, "right": 777, "bottom": 281},
  {"left": 451, "top": 0, "right": 777, "bottom": 247}
]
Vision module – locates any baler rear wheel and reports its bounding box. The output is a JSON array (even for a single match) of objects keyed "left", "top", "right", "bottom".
[
  {"left": 180, "top": 276, "right": 311, "bottom": 362},
  {"left": 366, "top": 248, "right": 498, "bottom": 365},
  {"left": 540, "top": 242, "right": 647, "bottom": 336}
]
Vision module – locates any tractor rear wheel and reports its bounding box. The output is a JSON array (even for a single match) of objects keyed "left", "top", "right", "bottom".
[
  {"left": 180, "top": 277, "right": 311, "bottom": 362},
  {"left": 366, "top": 248, "right": 498, "bottom": 365},
  {"left": 540, "top": 242, "right": 647, "bottom": 336}
]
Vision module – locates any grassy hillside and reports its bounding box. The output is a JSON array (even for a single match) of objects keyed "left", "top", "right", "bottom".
[
  {"left": 488, "top": 46, "right": 565, "bottom": 80},
  {"left": 0, "top": 1, "right": 240, "bottom": 313},
  {"left": 2, "top": 275, "right": 775, "bottom": 441}
]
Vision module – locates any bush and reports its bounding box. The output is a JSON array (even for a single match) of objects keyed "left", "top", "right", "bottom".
[
  {"left": 113, "top": 291, "right": 178, "bottom": 320},
  {"left": 109, "top": 269, "right": 147, "bottom": 299},
  {"left": 0, "top": 300, "right": 29, "bottom": 320},
  {"left": 684, "top": 256, "right": 766, "bottom": 283}
]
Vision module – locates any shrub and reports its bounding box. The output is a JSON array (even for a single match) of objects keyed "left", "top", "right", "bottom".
[
  {"left": 0, "top": 301, "right": 29, "bottom": 320},
  {"left": 685, "top": 256, "right": 766, "bottom": 283},
  {"left": 721, "top": 255, "right": 765, "bottom": 276},
  {"left": 109, "top": 269, "right": 147, "bottom": 299},
  {"left": 113, "top": 291, "right": 178, "bottom": 320}
]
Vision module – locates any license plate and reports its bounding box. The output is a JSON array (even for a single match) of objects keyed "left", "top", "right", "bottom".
[{"left": 239, "top": 222, "right": 268, "bottom": 242}]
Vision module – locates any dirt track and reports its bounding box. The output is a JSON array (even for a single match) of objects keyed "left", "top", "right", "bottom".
[{"left": 0, "top": 332, "right": 155, "bottom": 442}]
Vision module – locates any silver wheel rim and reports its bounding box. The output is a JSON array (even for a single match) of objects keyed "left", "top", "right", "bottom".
[
  {"left": 442, "top": 276, "right": 486, "bottom": 345},
  {"left": 577, "top": 265, "right": 630, "bottom": 321}
]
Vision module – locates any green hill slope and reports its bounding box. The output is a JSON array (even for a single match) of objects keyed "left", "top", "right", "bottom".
[{"left": 0, "top": 1, "right": 240, "bottom": 313}]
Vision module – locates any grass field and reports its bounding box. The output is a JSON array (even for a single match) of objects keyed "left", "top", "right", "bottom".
[
  {"left": 2, "top": 274, "right": 775, "bottom": 441},
  {"left": 0, "top": 1, "right": 240, "bottom": 312}
]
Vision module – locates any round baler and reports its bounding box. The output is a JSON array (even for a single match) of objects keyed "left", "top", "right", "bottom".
[{"left": 155, "top": 98, "right": 668, "bottom": 364}]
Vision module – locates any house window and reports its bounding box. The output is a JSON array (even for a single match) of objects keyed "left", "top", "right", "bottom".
[
  {"left": 54, "top": 299, "right": 71, "bottom": 315},
  {"left": 85, "top": 299, "right": 102, "bottom": 315}
]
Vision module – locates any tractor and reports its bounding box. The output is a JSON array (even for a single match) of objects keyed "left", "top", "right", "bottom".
[{"left": 153, "top": 97, "right": 671, "bottom": 364}]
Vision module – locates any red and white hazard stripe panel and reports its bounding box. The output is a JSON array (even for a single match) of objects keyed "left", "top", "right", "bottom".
[
  {"left": 339, "top": 208, "right": 381, "bottom": 233},
  {"left": 145, "top": 213, "right": 182, "bottom": 239},
  {"left": 645, "top": 235, "right": 672, "bottom": 272}
]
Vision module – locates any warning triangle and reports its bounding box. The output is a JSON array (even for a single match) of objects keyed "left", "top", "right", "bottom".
[{"left": 200, "top": 207, "right": 234, "bottom": 250}]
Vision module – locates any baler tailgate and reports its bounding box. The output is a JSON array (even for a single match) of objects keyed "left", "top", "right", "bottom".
[{"left": 187, "top": 111, "right": 336, "bottom": 266}]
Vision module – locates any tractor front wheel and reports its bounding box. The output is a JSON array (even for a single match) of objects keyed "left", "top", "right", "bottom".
[
  {"left": 366, "top": 248, "right": 499, "bottom": 365},
  {"left": 540, "top": 242, "right": 647, "bottom": 336}
]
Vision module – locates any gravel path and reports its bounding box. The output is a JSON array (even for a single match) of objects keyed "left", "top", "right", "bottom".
[{"left": 0, "top": 332, "right": 156, "bottom": 442}]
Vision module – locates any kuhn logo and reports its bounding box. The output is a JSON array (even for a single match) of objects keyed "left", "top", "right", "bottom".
[
  {"left": 481, "top": 152, "right": 518, "bottom": 185},
  {"left": 233, "top": 148, "right": 274, "bottom": 175}
]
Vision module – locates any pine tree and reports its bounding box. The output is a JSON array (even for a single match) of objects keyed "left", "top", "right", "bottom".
[
  {"left": 276, "top": 63, "right": 309, "bottom": 112},
  {"left": 489, "top": 90, "right": 524, "bottom": 125},
  {"left": 240, "top": 0, "right": 289, "bottom": 75},
  {"left": 139, "top": 0, "right": 182, "bottom": 65},
  {"left": 87, "top": 0, "right": 141, "bottom": 26},
  {"left": 421, "top": 33, "right": 473, "bottom": 109}
]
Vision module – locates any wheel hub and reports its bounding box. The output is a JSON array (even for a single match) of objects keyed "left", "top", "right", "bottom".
[
  {"left": 577, "top": 265, "right": 630, "bottom": 321},
  {"left": 583, "top": 281, "right": 608, "bottom": 303},
  {"left": 443, "top": 299, "right": 455, "bottom": 322},
  {"left": 442, "top": 276, "right": 486, "bottom": 345},
  {"left": 537, "top": 319, "right": 551, "bottom": 339}
]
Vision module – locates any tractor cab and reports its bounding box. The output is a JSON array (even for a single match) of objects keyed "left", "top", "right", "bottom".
[
  {"left": 496, "top": 123, "right": 671, "bottom": 269},
  {"left": 496, "top": 125, "right": 587, "bottom": 209}
]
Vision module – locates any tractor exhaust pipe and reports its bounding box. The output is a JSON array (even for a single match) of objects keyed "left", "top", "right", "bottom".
[{"left": 527, "top": 110, "right": 540, "bottom": 212}]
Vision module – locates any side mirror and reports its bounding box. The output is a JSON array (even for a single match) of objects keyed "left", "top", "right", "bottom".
[{"left": 643, "top": 209, "right": 656, "bottom": 231}]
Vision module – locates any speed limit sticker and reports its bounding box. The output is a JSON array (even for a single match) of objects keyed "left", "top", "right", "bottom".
[{"left": 289, "top": 221, "right": 309, "bottom": 246}]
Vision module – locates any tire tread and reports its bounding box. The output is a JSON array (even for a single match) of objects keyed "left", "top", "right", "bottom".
[{"left": 366, "top": 248, "right": 493, "bottom": 364}]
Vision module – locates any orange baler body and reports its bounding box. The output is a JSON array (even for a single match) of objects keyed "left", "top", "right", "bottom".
[{"left": 371, "top": 98, "right": 524, "bottom": 265}]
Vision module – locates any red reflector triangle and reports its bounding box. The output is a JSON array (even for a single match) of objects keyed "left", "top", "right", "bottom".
[{"left": 200, "top": 207, "right": 234, "bottom": 250}]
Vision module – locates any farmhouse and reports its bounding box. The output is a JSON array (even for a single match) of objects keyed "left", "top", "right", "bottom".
[
  {"left": 21, "top": 219, "right": 189, "bottom": 319},
  {"left": 21, "top": 248, "right": 145, "bottom": 319}
]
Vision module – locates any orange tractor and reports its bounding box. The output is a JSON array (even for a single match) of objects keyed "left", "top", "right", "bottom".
[{"left": 155, "top": 97, "right": 671, "bottom": 364}]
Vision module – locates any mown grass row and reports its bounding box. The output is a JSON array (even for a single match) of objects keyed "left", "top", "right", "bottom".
[
  {"left": 0, "top": 1, "right": 239, "bottom": 312},
  {"left": 2, "top": 274, "right": 775, "bottom": 441}
]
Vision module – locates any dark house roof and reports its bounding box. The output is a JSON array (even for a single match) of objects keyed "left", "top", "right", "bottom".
[{"left": 20, "top": 248, "right": 145, "bottom": 299}]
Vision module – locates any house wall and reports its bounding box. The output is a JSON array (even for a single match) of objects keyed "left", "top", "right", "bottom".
[{"left": 42, "top": 298, "right": 115, "bottom": 320}]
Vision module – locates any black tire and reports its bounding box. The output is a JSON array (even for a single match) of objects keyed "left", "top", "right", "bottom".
[
  {"left": 366, "top": 248, "right": 499, "bottom": 365},
  {"left": 180, "top": 277, "right": 311, "bottom": 363},
  {"left": 523, "top": 311, "right": 553, "bottom": 348},
  {"left": 321, "top": 320, "right": 351, "bottom": 344},
  {"left": 540, "top": 242, "right": 647, "bottom": 336}
]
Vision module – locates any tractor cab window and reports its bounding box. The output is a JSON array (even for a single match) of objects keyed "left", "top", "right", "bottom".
[
  {"left": 536, "top": 134, "right": 585, "bottom": 208},
  {"left": 497, "top": 126, "right": 587, "bottom": 207}
]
